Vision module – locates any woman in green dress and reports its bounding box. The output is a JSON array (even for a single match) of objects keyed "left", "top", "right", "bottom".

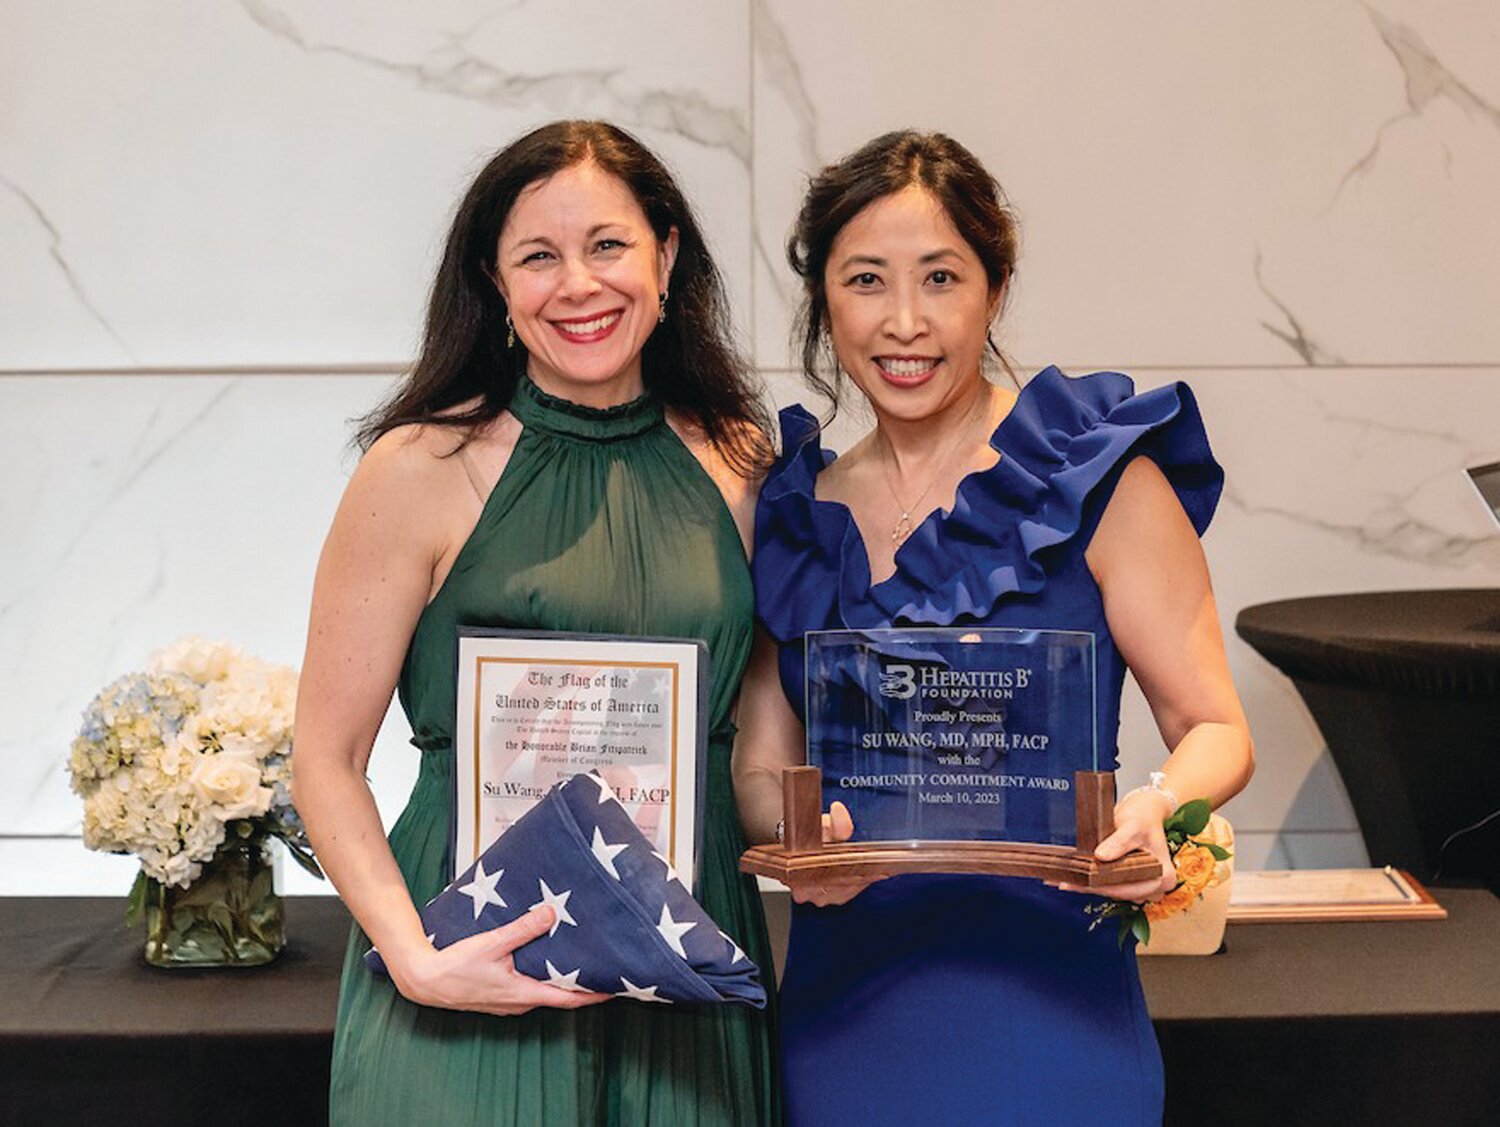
[{"left": 294, "top": 121, "right": 779, "bottom": 1126}]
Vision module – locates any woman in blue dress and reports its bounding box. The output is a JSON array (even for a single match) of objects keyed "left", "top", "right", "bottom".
[{"left": 734, "top": 132, "right": 1254, "bottom": 1125}]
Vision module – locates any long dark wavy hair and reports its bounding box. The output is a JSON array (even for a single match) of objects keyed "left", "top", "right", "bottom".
[
  {"left": 358, "top": 120, "right": 769, "bottom": 474},
  {"left": 787, "top": 131, "right": 1021, "bottom": 420}
]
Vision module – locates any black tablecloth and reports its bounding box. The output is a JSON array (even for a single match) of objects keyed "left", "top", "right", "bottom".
[
  {"left": 1237, "top": 590, "right": 1500, "bottom": 884},
  {"left": 4, "top": 893, "right": 1499, "bottom": 1126},
  {"left": 0, "top": 896, "right": 346, "bottom": 1127},
  {"left": 1140, "top": 897, "right": 1500, "bottom": 1125},
  {"left": 1236, "top": 589, "right": 1500, "bottom": 697}
]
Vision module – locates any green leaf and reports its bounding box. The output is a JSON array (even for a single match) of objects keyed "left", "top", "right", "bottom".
[
  {"left": 207, "top": 903, "right": 235, "bottom": 938},
  {"left": 246, "top": 867, "right": 274, "bottom": 909},
  {"left": 1199, "top": 842, "right": 1231, "bottom": 861},
  {"left": 174, "top": 878, "right": 219, "bottom": 909},
  {"left": 125, "top": 870, "right": 148, "bottom": 928},
  {"left": 1176, "top": 799, "right": 1211, "bottom": 836},
  {"left": 1131, "top": 914, "right": 1152, "bottom": 946},
  {"left": 277, "top": 836, "right": 326, "bottom": 880}
]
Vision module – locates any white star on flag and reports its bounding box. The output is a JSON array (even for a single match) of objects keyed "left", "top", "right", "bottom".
[
  {"left": 651, "top": 849, "right": 684, "bottom": 887},
  {"left": 618, "top": 977, "right": 669, "bottom": 1003},
  {"left": 591, "top": 826, "right": 629, "bottom": 880},
  {"left": 531, "top": 878, "right": 577, "bottom": 935},
  {"left": 587, "top": 772, "right": 619, "bottom": 805},
  {"left": 720, "top": 929, "right": 747, "bottom": 966},
  {"left": 364, "top": 772, "right": 765, "bottom": 1007},
  {"left": 543, "top": 960, "right": 591, "bottom": 993},
  {"left": 457, "top": 859, "right": 505, "bottom": 920},
  {"left": 656, "top": 903, "right": 698, "bottom": 958}
]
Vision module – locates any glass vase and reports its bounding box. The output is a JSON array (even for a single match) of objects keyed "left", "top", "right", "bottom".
[{"left": 143, "top": 840, "right": 284, "bottom": 968}]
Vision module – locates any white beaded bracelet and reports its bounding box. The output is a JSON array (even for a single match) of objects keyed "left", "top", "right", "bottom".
[{"left": 1121, "top": 770, "right": 1178, "bottom": 812}]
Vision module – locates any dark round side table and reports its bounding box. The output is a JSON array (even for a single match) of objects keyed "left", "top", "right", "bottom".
[{"left": 1236, "top": 589, "right": 1500, "bottom": 888}]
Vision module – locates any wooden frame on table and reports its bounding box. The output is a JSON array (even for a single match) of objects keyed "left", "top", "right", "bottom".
[{"left": 1227, "top": 867, "right": 1448, "bottom": 923}]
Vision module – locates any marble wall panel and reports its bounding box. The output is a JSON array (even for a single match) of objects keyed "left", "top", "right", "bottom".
[
  {"left": 0, "top": 1, "right": 752, "bottom": 369},
  {"left": 0, "top": 372, "right": 421, "bottom": 854},
  {"left": 1107, "top": 367, "right": 1496, "bottom": 868},
  {"left": 751, "top": 0, "right": 1500, "bottom": 372}
]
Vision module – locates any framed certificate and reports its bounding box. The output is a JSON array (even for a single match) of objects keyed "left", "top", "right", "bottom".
[
  {"left": 453, "top": 628, "right": 708, "bottom": 891},
  {"left": 1227, "top": 867, "right": 1448, "bottom": 923}
]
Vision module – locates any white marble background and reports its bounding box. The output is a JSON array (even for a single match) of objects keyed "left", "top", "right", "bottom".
[{"left": 3, "top": 1, "right": 1497, "bottom": 893}]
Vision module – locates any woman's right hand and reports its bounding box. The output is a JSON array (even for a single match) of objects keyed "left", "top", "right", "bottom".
[
  {"left": 388, "top": 905, "right": 611, "bottom": 1016},
  {"left": 794, "top": 801, "right": 880, "bottom": 907}
]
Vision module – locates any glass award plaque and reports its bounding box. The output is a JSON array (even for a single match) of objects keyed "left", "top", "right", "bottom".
[
  {"left": 741, "top": 628, "right": 1160, "bottom": 890},
  {"left": 807, "top": 627, "right": 1097, "bottom": 845}
]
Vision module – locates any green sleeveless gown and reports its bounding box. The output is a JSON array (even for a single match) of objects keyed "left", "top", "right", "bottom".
[{"left": 329, "top": 377, "right": 780, "bottom": 1126}]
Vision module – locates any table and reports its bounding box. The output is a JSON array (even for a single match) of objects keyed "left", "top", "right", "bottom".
[
  {"left": 1236, "top": 590, "right": 1500, "bottom": 886},
  {"left": 4, "top": 892, "right": 1498, "bottom": 1126},
  {"left": 1138, "top": 895, "right": 1500, "bottom": 1125},
  {"left": 0, "top": 896, "right": 346, "bottom": 1127}
]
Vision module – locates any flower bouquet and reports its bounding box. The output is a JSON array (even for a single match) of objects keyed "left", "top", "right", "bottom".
[
  {"left": 1085, "top": 799, "right": 1233, "bottom": 949},
  {"left": 68, "top": 637, "right": 322, "bottom": 967}
]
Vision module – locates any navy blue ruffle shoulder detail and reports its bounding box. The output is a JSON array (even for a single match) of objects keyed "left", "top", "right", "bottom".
[
  {"left": 751, "top": 367, "right": 1223, "bottom": 639},
  {"left": 752, "top": 404, "right": 847, "bottom": 642}
]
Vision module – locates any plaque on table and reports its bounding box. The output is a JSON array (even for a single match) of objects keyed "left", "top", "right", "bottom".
[
  {"left": 454, "top": 629, "right": 708, "bottom": 891},
  {"left": 1465, "top": 459, "right": 1500, "bottom": 530},
  {"left": 741, "top": 627, "right": 1160, "bottom": 890}
]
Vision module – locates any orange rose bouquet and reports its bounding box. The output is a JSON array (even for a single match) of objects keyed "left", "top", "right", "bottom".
[{"left": 1085, "top": 798, "right": 1232, "bottom": 946}]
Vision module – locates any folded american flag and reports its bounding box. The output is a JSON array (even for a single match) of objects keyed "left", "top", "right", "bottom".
[{"left": 366, "top": 771, "right": 765, "bottom": 1007}]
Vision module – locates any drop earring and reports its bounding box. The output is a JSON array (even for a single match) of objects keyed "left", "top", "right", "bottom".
[
  {"left": 505, "top": 313, "right": 515, "bottom": 349},
  {"left": 658, "top": 291, "right": 668, "bottom": 325}
]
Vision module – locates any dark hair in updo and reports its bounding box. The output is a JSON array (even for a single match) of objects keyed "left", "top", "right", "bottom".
[
  {"left": 358, "top": 120, "right": 769, "bottom": 475},
  {"left": 786, "top": 130, "right": 1020, "bottom": 417}
]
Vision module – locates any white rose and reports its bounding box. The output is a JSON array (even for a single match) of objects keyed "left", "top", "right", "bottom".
[
  {"left": 175, "top": 713, "right": 210, "bottom": 749},
  {"left": 218, "top": 731, "right": 273, "bottom": 761},
  {"left": 190, "top": 750, "right": 273, "bottom": 822},
  {"left": 201, "top": 685, "right": 279, "bottom": 748},
  {"left": 150, "top": 636, "right": 238, "bottom": 685}
]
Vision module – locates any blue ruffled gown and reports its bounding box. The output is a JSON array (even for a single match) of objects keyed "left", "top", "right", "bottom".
[{"left": 752, "top": 368, "right": 1223, "bottom": 1126}]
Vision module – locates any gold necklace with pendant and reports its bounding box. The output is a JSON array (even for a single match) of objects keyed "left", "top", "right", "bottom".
[{"left": 880, "top": 390, "right": 992, "bottom": 546}]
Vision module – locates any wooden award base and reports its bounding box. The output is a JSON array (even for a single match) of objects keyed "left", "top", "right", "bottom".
[{"left": 740, "top": 766, "right": 1161, "bottom": 891}]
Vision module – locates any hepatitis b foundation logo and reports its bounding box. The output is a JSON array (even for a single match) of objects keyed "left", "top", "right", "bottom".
[{"left": 878, "top": 663, "right": 916, "bottom": 700}]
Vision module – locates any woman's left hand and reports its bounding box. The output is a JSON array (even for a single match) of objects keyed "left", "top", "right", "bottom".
[{"left": 1051, "top": 790, "right": 1176, "bottom": 902}]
